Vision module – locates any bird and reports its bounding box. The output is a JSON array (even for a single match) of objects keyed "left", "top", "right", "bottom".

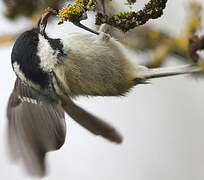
[{"left": 7, "top": 11, "right": 201, "bottom": 177}]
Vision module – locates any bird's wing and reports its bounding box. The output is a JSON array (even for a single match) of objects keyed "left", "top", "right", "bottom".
[{"left": 7, "top": 79, "right": 66, "bottom": 177}]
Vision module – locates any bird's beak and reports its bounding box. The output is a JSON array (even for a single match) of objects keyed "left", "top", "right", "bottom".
[{"left": 37, "top": 12, "right": 51, "bottom": 35}]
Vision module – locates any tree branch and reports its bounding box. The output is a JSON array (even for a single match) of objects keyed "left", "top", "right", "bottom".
[{"left": 95, "top": 0, "right": 168, "bottom": 32}]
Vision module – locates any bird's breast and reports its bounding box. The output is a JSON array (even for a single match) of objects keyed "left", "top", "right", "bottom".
[{"left": 54, "top": 33, "right": 136, "bottom": 96}]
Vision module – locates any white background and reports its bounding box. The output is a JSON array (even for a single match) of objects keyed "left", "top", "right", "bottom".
[{"left": 1, "top": 0, "right": 204, "bottom": 179}]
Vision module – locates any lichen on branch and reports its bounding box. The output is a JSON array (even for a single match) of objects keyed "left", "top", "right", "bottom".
[
  {"left": 57, "top": 0, "right": 96, "bottom": 24},
  {"left": 96, "top": 0, "right": 168, "bottom": 32},
  {"left": 120, "top": 0, "right": 202, "bottom": 69},
  {"left": 57, "top": 0, "right": 168, "bottom": 32}
]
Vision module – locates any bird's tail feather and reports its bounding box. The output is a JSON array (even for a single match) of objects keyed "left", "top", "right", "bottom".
[
  {"left": 136, "top": 64, "right": 201, "bottom": 80},
  {"left": 60, "top": 96, "right": 123, "bottom": 144}
]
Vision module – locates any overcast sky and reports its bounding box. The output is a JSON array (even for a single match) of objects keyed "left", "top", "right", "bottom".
[{"left": 1, "top": 0, "right": 204, "bottom": 180}]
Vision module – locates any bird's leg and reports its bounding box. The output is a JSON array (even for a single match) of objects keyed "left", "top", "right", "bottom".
[
  {"left": 100, "top": 0, "right": 106, "bottom": 15},
  {"left": 98, "top": 31, "right": 111, "bottom": 42},
  {"left": 98, "top": 24, "right": 111, "bottom": 42},
  {"left": 98, "top": 1, "right": 113, "bottom": 39},
  {"left": 99, "top": 23, "right": 111, "bottom": 34}
]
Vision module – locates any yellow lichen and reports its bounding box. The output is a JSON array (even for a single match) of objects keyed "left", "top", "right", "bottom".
[
  {"left": 197, "top": 60, "right": 204, "bottom": 73},
  {"left": 58, "top": 4, "right": 83, "bottom": 24},
  {"left": 182, "top": 1, "right": 201, "bottom": 38},
  {"left": 149, "top": 30, "right": 160, "bottom": 40},
  {"left": 0, "top": 34, "right": 15, "bottom": 45},
  {"left": 174, "top": 37, "right": 188, "bottom": 49},
  {"left": 57, "top": 0, "right": 96, "bottom": 24}
]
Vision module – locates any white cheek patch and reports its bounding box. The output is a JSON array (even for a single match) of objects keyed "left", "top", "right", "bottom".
[
  {"left": 12, "top": 62, "right": 40, "bottom": 90},
  {"left": 37, "top": 34, "right": 59, "bottom": 72},
  {"left": 13, "top": 62, "right": 27, "bottom": 82}
]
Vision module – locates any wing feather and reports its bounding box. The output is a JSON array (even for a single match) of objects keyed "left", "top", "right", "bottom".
[{"left": 7, "top": 79, "right": 66, "bottom": 177}]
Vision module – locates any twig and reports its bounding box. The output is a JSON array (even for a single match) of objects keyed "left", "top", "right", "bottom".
[{"left": 95, "top": 0, "right": 168, "bottom": 32}]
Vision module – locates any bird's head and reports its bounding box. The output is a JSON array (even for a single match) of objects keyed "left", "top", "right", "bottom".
[{"left": 11, "top": 12, "right": 66, "bottom": 91}]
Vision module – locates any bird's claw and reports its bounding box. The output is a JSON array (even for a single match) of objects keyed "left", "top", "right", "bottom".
[{"left": 99, "top": 32, "right": 111, "bottom": 42}]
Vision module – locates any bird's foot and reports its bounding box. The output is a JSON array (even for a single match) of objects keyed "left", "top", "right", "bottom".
[{"left": 99, "top": 32, "right": 111, "bottom": 42}]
